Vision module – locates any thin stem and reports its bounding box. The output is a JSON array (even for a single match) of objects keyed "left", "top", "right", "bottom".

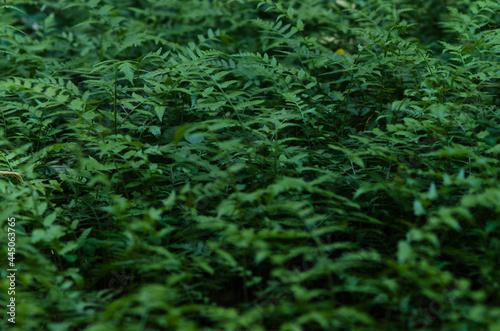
[{"left": 114, "top": 67, "right": 119, "bottom": 135}]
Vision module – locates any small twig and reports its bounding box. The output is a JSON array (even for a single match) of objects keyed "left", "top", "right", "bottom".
[{"left": 0, "top": 171, "right": 25, "bottom": 184}]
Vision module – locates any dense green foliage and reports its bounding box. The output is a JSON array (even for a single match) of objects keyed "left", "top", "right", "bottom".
[{"left": 1, "top": 0, "right": 499, "bottom": 330}]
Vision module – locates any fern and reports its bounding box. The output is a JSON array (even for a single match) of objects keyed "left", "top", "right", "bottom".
[{"left": 1, "top": 0, "right": 500, "bottom": 330}]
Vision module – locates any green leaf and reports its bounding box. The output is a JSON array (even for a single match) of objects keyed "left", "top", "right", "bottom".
[
  {"left": 194, "top": 259, "right": 214, "bottom": 275},
  {"left": 77, "top": 228, "right": 93, "bottom": 246},
  {"left": 173, "top": 124, "right": 192, "bottom": 146},
  {"left": 349, "top": 155, "right": 365, "bottom": 169},
  {"left": 58, "top": 241, "right": 79, "bottom": 255},
  {"left": 214, "top": 248, "right": 238, "bottom": 267},
  {"left": 296, "top": 19, "right": 304, "bottom": 31},
  {"left": 154, "top": 105, "right": 165, "bottom": 122},
  {"left": 427, "top": 182, "right": 437, "bottom": 200},
  {"left": 397, "top": 241, "right": 413, "bottom": 263},
  {"left": 413, "top": 199, "right": 425, "bottom": 216},
  {"left": 119, "top": 62, "right": 135, "bottom": 85}
]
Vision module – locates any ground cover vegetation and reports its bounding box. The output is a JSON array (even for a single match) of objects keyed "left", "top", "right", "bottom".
[{"left": 0, "top": 0, "right": 499, "bottom": 330}]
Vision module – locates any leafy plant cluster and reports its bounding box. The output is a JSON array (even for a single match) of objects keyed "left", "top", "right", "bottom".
[{"left": 0, "top": 0, "right": 499, "bottom": 330}]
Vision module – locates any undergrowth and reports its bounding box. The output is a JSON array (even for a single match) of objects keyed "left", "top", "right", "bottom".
[{"left": 0, "top": 0, "right": 499, "bottom": 330}]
